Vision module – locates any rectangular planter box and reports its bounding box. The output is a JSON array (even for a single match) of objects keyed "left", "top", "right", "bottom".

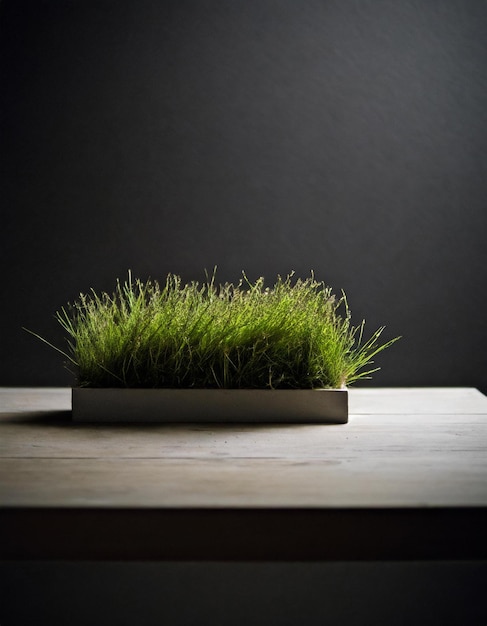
[{"left": 72, "top": 388, "right": 348, "bottom": 424}]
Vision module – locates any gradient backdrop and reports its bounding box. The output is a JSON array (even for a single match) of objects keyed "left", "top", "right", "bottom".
[
  {"left": 1, "top": 2, "right": 487, "bottom": 625},
  {"left": 2, "top": 0, "right": 487, "bottom": 391}
]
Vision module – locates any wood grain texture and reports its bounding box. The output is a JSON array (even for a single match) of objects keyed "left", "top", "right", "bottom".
[{"left": 1, "top": 387, "right": 486, "bottom": 560}]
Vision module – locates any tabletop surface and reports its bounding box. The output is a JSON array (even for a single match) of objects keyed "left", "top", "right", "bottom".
[
  {"left": 1, "top": 386, "right": 487, "bottom": 508},
  {"left": 1, "top": 386, "right": 487, "bottom": 560}
]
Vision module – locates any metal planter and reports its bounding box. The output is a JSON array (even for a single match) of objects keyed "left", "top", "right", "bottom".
[{"left": 72, "top": 387, "right": 348, "bottom": 424}]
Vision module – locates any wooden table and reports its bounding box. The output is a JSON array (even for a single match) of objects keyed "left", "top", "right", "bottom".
[{"left": 1, "top": 387, "right": 486, "bottom": 562}]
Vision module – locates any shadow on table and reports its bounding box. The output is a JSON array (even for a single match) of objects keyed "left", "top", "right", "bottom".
[
  {"left": 4, "top": 410, "right": 338, "bottom": 432},
  {"left": 4, "top": 410, "right": 73, "bottom": 425}
]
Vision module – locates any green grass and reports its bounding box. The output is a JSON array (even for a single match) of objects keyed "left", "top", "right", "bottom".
[{"left": 27, "top": 271, "right": 400, "bottom": 389}]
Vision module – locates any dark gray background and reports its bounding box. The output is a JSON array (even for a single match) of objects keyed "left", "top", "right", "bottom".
[
  {"left": 1, "top": 3, "right": 487, "bottom": 623},
  {"left": 1, "top": 561, "right": 486, "bottom": 626},
  {"left": 2, "top": 0, "right": 486, "bottom": 391}
]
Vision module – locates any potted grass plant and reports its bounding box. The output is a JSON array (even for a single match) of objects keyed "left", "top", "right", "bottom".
[{"left": 26, "top": 271, "right": 399, "bottom": 423}]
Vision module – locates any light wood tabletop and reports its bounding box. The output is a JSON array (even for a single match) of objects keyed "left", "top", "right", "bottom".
[{"left": 1, "top": 387, "right": 486, "bottom": 561}]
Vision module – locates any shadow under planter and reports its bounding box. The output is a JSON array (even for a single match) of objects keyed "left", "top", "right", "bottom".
[{"left": 71, "top": 388, "right": 348, "bottom": 424}]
